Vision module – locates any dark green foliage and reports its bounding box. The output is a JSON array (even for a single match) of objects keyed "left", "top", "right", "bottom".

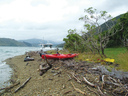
[
  {"left": 99, "top": 14, "right": 122, "bottom": 33},
  {"left": 107, "top": 12, "right": 128, "bottom": 47},
  {"left": 63, "top": 29, "right": 86, "bottom": 52}
]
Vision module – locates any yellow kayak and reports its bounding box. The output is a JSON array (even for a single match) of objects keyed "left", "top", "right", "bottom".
[{"left": 104, "top": 58, "right": 115, "bottom": 62}]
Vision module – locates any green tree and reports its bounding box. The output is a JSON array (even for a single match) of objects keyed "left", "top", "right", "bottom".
[
  {"left": 107, "top": 12, "right": 128, "bottom": 48},
  {"left": 118, "top": 12, "right": 128, "bottom": 48},
  {"left": 63, "top": 29, "right": 85, "bottom": 52},
  {"left": 79, "top": 7, "right": 123, "bottom": 57}
]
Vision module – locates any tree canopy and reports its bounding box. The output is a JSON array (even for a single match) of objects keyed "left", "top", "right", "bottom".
[{"left": 63, "top": 7, "right": 128, "bottom": 57}]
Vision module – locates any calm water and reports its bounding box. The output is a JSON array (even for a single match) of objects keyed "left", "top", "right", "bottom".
[{"left": 0, "top": 46, "right": 56, "bottom": 88}]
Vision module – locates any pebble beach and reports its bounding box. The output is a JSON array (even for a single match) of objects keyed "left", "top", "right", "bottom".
[
  {"left": 1, "top": 51, "right": 127, "bottom": 96},
  {"left": 2, "top": 52, "right": 92, "bottom": 96}
]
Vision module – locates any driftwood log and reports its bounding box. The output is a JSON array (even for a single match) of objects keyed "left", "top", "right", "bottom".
[
  {"left": 83, "top": 77, "right": 96, "bottom": 87},
  {"left": 0, "top": 82, "right": 20, "bottom": 91},
  {"left": 71, "top": 82, "right": 86, "bottom": 95},
  {"left": 0, "top": 81, "right": 20, "bottom": 95},
  {"left": 14, "top": 77, "right": 31, "bottom": 93},
  {"left": 39, "top": 55, "right": 53, "bottom": 76},
  {"left": 69, "top": 72, "right": 81, "bottom": 83}
]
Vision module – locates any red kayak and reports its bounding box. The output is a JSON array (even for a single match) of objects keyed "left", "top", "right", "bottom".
[{"left": 41, "top": 53, "right": 78, "bottom": 59}]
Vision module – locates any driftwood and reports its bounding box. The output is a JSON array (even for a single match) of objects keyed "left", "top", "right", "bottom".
[
  {"left": 64, "top": 90, "right": 72, "bottom": 95},
  {"left": 39, "top": 55, "right": 53, "bottom": 76},
  {"left": 14, "top": 77, "right": 31, "bottom": 93},
  {"left": 53, "top": 67, "right": 60, "bottom": 70},
  {"left": 70, "top": 72, "right": 81, "bottom": 83},
  {"left": 112, "top": 81, "right": 128, "bottom": 95},
  {"left": 71, "top": 82, "right": 86, "bottom": 95},
  {"left": 87, "top": 86, "right": 100, "bottom": 96},
  {"left": 97, "top": 86, "right": 107, "bottom": 96},
  {"left": 37, "top": 52, "right": 128, "bottom": 95},
  {"left": 39, "top": 65, "right": 52, "bottom": 76},
  {"left": 39, "top": 64, "right": 43, "bottom": 71},
  {"left": 67, "top": 74, "right": 72, "bottom": 81},
  {"left": 105, "top": 81, "right": 121, "bottom": 87},
  {"left": 101, "top": 75, "right": 105, "bottom": 89},
  {"left": 107, "top": 76, "right": 117, "bottom": 83},
  {"left": 83, "top": 77, "right": 96, "bottom": 87},
  {"left": 0, "top": 82, "right": 20, "bottom": 91}
]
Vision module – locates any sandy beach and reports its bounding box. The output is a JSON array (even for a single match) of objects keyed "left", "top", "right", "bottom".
[
  {"left": 2, "top": 52, "right": 94, "bottom": 96},
  {"left": 1, "top": 51, "right": 127, "bottom": 96}
]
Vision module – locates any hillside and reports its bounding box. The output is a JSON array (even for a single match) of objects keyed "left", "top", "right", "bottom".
[
  {"left": 87, "top": 13, "right": 125, "bottom": 47},
  {"left": 99, "top": 13, "right": 123, "bottom": 32},
  {"left": 0, "top": 38, "right": 32, "bottom": 46},
  {"left": 0, "top": 38, "right": 63, "bottom": 47},
  {"left": 19, "top": 38, "right": 63, "bottom": 47},
  {"left": 56, "top": 43, "right": 64, "bottom": 47}
]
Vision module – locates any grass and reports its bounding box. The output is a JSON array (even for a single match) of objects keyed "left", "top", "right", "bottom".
[
  {"left": 47, "top": 48, "right": 128, "bottom": 71},
  {"left": 105, "top": 47, "right": 128, "bottom": 71},
  {"left": 105, "top": 47, "right": 127, "bottom": 62},
  {"left": 76, "top": 52, "right": 101, "bottom": 62},
  {"left": 75, "top": 47, "right": 128, "bottom": 71},
  {"left": 117, "top": 51, "right": 128, "bottom": 71}
]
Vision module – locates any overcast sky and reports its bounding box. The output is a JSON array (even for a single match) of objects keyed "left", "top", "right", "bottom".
[{"left": 0, "top": 0, "right": 128, "bottom": 42}]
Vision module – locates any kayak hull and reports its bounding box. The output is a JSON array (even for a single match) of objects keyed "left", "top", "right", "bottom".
[{"left": 41, "top": 53, "right": 78, "bottom": 59}]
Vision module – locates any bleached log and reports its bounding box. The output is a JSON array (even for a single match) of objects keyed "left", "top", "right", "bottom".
[
  {"left": 105, "top": 81, "right": 120, "bottom": 86},
  {"left": 39, "top": 64, "right": 43, "bottom": 70},
  {"left": 83, "top": 77, "right": 96, "bottom": 87},
  {"left": 102, "top": 75, "right": 105, "bottom": 82},
  {"left": 101, "top": 75, "right": 105, "bottom": 89},
  {"left": 14, "top": 77, "right": 31, "bottom": 93},
  {"left": 71, "top": 82, "right": 86, "bottom": 95},
  {"left": 107, "top": 76, "right": 117, "bottom": 83},
  {"left": 70, "top": 72, "right": 81, "bottom": 83}
]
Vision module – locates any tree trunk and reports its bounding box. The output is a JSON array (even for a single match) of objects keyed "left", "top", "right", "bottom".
[
  {"left": 97, "top": 49, "right": 102, "bottom": 58},
  {"left": 101, "top": 47, "right": 106, "bottom": 58}
]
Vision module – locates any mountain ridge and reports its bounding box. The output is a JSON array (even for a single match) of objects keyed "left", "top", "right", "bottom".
[
  {"left": 0, "top": 38, "right": 62, "bottom": 47},
  {"left": 19, "top": 38, "right": 63, "bottom": 47},
  {"left": 0, "top": 38, "right": 32, "bottom": 46}
]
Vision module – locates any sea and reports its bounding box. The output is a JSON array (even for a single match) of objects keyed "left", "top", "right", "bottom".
[{"left": 0, "top": 46, "right": 58, "bottom": 88}]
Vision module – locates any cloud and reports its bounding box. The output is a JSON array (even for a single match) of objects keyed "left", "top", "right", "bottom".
[{"left": 0, "top": 0, "right": 128, "bottom": 42}]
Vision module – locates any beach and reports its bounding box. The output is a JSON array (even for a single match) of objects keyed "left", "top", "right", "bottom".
[
  {"left": 2, "top": 52, "right": 85, "bottom": 96},
  {"left": 1, "top": 51, "right": 99, "bottom": 96},
  {"left": 1, "top": 51, "right": 128, "bottom": 96}
]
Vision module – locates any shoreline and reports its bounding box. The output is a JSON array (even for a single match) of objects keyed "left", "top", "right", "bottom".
[
  {"left": 2, "top": 52, "right": 44, "bottom": 95},
  {"left": 1, "top": 52, "right": 94, "bottom": 96},
  {"left": 1, "top": 51, "right": 128, "bottom": 96}
]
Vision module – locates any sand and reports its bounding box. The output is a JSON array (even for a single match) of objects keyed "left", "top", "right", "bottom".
[
  {"left": 1, "top": 51, "right": 113, "bottom": 96},
  {"left": 1, "top": 52, "right": 86, "bottom": 96}
]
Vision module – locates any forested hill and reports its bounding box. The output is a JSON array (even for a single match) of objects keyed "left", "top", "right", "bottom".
[
  {"left": 99, "top": 13, "right": 123, "bottom": 32},
  {"left": 0, "top": 38, "right": 32, "bottom": 46}
]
